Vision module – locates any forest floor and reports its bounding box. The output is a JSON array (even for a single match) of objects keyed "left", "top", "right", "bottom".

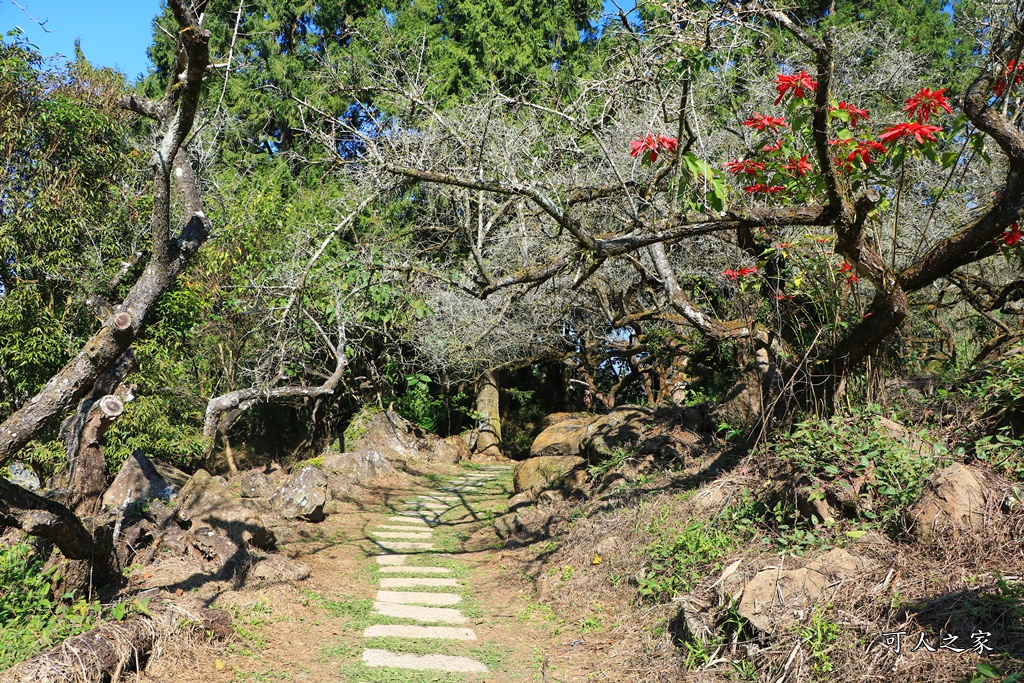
[{"left": 137, "top": 461, "right": 596, "bottom": 683}]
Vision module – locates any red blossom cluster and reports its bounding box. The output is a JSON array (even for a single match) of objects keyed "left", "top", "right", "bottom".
[
  {"left": 1002, "top": 223, "right": 1021, "bottom": 246},
  {"left": 723, "top": 266, "right": 758, "bottom": 280},
  {"left": 783, "top": 155, "right": 812, "bottom": 176},
  {"left": 877, "top": 121, "right": 943, "bottom": 145},
  {"left": 832, "top": 101, "right": 869, "bottom": 126},
  {"left": 742, "top": 113, "right": 789, "bottom": 132},
  {"left": 994, "top": 59, "right": 1024, "bottom": 97},
  {"left": 723, "top": 159, "right": 767, "bottom": 175},
  {"left": 774, "top": 70, "right": 817, "bottom": 105},
  {"left": 839, "top": 262, "right": 859, "bottom": 284},
  {"left": 629, "top": 134, "right": 679, "bottom": 163},
  {"left": 744, "top": 183, "right": 786, "bottom": 194},
  {"left": 903, "top": 87, "right": 952, "bottom": 123}
]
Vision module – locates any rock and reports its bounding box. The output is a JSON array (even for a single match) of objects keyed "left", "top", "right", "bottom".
[
  {"left": 507, "top": 490, "right": 536, "bottom": 512},
  {"left": 190, "top": 525, "right": 241, "bottom": 572},
  {"left": 348, "top": 410, "right": 463, "bottom": 465},
  {"left": 909, "top": 463, "right": 990, "bottom": 542},
  {"left": 239, "top": 471, "right": 276, "bottom": 499},
  {"left": 435, "top": 435, "right": 472, "bottom": 464},
  {"left": 875, "top": 417, "right": 932, "bottom": 455},
  {"left": 272, "top": 466, "right": 328, "bottom": 522},
  {"left": 322, "top": 450, "right": 394, "bottom": 484},
  {"left": 529, "top": 418, "right": 594, "bottom": 458},
  {"left": 6, "top": 462, "right": 40, "bottom": 491},
  {"left": 249, "top": 556, "right": 311, "bottom": 583},
  {"left": 560, "top": 469, "right": 590, "bottom": 493},
  {"left": 176, "top": 469, "right": 276, "bottom": 550},
  {"left": 494, "top": 506, "right": 567, "bottom": 542},
  {"left": 542, "top": 412, "right": 598, "bottom": 429},
  {"left": 735, "top": 548, "right": 872, "bottom": 633},
  {"left": 594, "top": 536, "right": 621, "bottom": 557},
  {"left": 102, "top": 452, "right": 190, "bottom": 509},
  {"left": 537, "top": 489, "right": 565, "bottom": 504},
  {"left": 512, "top": 455, "right": 584, "bottom": 493},
  {"left": 328, "top": 477, "right": 363, "bottom": 502}
]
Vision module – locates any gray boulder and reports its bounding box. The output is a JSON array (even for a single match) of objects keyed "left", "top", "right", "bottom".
[
  {"left": 322, "top": 450, "right": 394, "bottom": 484},
  {"left": 102, "top": 451, "right": 190, "bottom": 509},
  {"left": 240, "top": 471, "right": 276, "bottom": 499},
  {"left": 176, "top": 469, "right": 276, "bottom": 549},
  {"left": 512, "top": 455, "right": 584, "bottom": 494},
  {"left": 6, "top": 462, "right": 40, "bottom": 492},
  {"left": 272, "top": 466, "right": 328, "bottom": 522}
]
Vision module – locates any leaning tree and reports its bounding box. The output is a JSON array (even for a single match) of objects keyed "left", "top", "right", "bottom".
[{"left": 0, "top": 0, "right": 213, "bottom": 581}]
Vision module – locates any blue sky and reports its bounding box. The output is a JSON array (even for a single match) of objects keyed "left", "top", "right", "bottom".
[
  {"left": 2, "top": 0, "right": 161, "bottom": 81},
  {"left": 2, "top": 0, "right": 636, "bottom": 83}
]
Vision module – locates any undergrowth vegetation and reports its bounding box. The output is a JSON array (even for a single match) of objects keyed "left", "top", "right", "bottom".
[{"left": 0, "top": 543, "right": 99, "bottom": 668}]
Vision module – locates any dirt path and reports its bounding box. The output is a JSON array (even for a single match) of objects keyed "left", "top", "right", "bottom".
[{"left": 149, "top": 463, "right": 574, "bottom": 683}]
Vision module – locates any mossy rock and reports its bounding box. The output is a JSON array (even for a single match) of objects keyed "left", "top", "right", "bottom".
[{"left": 343, "top": 405, "right": 382, "bottom": 451}]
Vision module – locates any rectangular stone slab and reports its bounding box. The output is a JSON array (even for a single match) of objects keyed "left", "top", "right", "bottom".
[
  {"left": 374, "top": 541, "right": 434, "bottom": 551},
  {"left": 375, "top": 554, "right": 407, "bottom": 565},
  {"left": 376, "top": 590, "right": 461, "bottom": 606},
  {"left": 379, "top": 566, "right": 452, "bottom": 574},
  {"left": 396, "top": 511, "right": 438, "bottom": 520},
  {"left": 372, "top": 601, "right": 466, "bottom": 623},
  {"left": 363, "top": 624, "right": 476, "bottom": 640},
  {"left": 371, "top": 531, "right": 433, "bottom": 539},
  {"left": 376, "top": 525, "right": 437, "bottom": 532},
  {"left": 385, "top": 516, "right": 430, "bottom": 525},
  {"left": 362, "top": 648, "right": 487, "bottom": 672},
  {"left": 380, "top": 577, "right": 459, "bottom": 588}
]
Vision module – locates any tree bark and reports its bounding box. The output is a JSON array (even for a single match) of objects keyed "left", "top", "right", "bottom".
[
  {"left": 0, "top": 0, "right": 210, "bottom": 467},
  {"left": 67, "top": 395, "right": 124, "bottom": 518},
  {"left": 475, "top": 369, "right": 502, "bottom": 457},
  {"left": 0, "top": 601, "right": 232, "bottom": 683},
  {"left": 0, "top": 0, "right": 210, "bottom": 578},
  {"left": 202, "top": 328, "right": 349, "bottom": 462}
]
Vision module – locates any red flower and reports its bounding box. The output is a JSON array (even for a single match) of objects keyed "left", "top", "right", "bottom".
[
  {"left": 878, "top": 122, "right": 942, "bottom": 145},
  {"left": 1003, "top": 223, "right": 1021, "bottom": 246},
  {"left": 774, "top": 294, "right": 795, "bottom": 300},
  {"left": 774, "top": 71, "right": 818, "bottom": 105},
  {"left": 743, "top": 183, "right": 786, "bottom": 194},
  {"left": 762, "top": 139, "right": 783, "bottom": 153},
  {"left": 723, "top": 266, "right": 758, "bottom": 280},
  {"left": 846, "top": 140, "right": 888, "bottom": 166},
  {"left": 903, "top": 87, "right": 952, "bottom": 123},
  {"left": 839, "top": 262, "right": 859, "bottom": 284},
  {"left": 723, "top": 159, "right": 766, "bottom": 175},
  {"left": 742, "top": 113, "right": 789, "bottom": 132},
  {"left": 832, "top": 101, "right": 869, "bottom": 126},
  {"left": 629, "top": 134, "right": 679, "bottom": 163},
  {"left": 994, "top": 59, "right": 1024, "bottom": 96},
  {"left": 829, "top": 137, "right": 855, "bottom": 147},
  {"left": 783, "top": 155, "right": 812, "bottom": 176}
]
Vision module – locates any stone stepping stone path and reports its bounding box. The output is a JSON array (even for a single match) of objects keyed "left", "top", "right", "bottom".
[{"left": 358, "top": 466, "right": 506, "bottom": 677}]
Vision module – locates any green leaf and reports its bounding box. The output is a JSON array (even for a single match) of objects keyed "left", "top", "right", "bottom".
[{"left": 975, "top": 663, "right": 1002, "bottom": 679}]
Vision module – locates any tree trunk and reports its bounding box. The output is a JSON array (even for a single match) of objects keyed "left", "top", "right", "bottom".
[
  {"left": 67, "top": 394, "right": 125, "bottom": 518},
  {"left": 0, "top": 601, "right": 232, "bottom": 683},
  {"left": 475, "top": 369, "right": 502, "bottom": 458},
  {"left": 0, "top": 0, "right": 210, "bottom": 582}
]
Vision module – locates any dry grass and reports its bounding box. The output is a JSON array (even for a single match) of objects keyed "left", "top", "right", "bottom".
[{"left": 498, "top": 452, "right": 1024, "bottom": 683}]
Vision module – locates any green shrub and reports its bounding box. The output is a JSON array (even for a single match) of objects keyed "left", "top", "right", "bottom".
[
  {"left": 637, "top": 514, "right": 737, "bottom": 603},
  {"left": 0, "top": 543, "right": 99, "bottom": 668},
  {"left": 772, "top": 409, "right": 948, "bottom": 532}
]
